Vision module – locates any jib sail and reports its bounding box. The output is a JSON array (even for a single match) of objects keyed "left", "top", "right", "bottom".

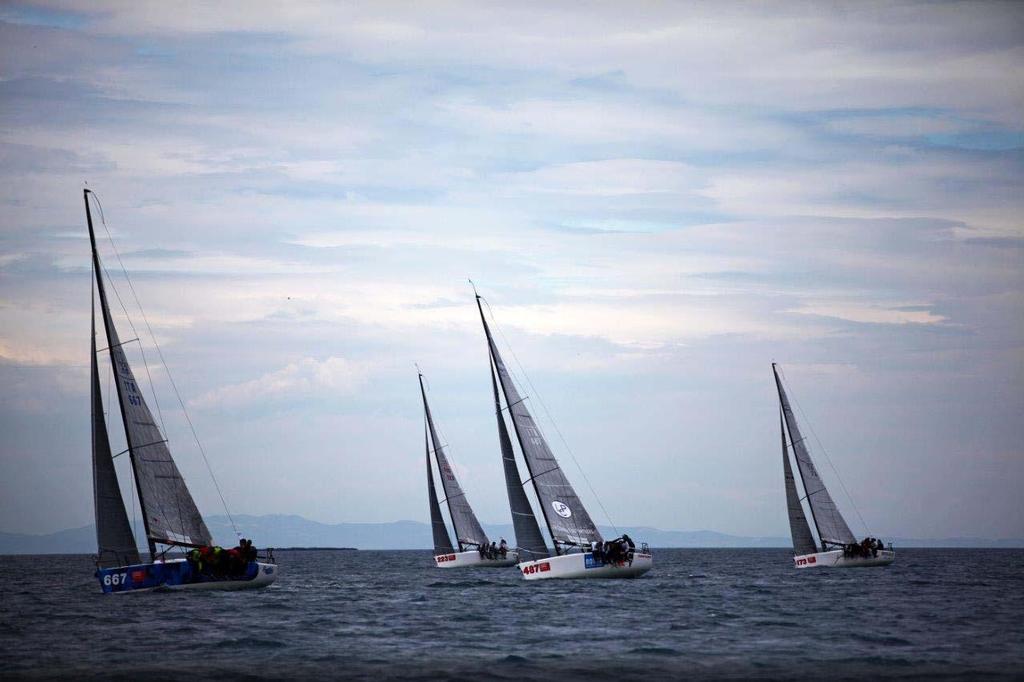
[
  {"left": 773, "top": 364, "right": 856, "bottom": 548},
  {"left": 780, "top": 412, "right": 818, "bottom": 555},
  {"left": 91, "top": 288, "right": 141, "bottom": 568},
  {"left": 490, "top": 362, "right": 549, "bottom": 560},
  {"left": 419, "top": 373, "right": 488, "bottom": 550}
]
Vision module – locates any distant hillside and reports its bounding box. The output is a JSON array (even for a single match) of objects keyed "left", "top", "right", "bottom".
[{"left": 1, "top": 514, "right": 1021, "bottom": 554}]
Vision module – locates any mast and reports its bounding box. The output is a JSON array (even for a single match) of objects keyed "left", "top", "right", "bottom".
[
  {"left": 772, "top": 363, "right": 856, "bottom": 550},
  {"left": 773, "top": 363, "right": 824, "bottom": 549},
  {"left": 85, "top": 189, "right": 157, "bottom": 559},
  {"left": 474, "top": 290, "right": 577, "bottom": 554},
  {"left": 417, "top": 371, "right": 488, "bottom": 551},
  {"left": 424, "top": 418, "right": 454, "bottom": 554}
]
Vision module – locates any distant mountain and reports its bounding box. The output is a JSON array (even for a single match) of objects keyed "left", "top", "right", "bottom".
[{"left": 1, "top": 514, "right": 1021, "bottom": 554}]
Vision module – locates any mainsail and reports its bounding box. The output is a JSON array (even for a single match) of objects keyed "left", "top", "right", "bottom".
[
  {"left": 92, "top": 290, "right": 141, "bottom": 568},
  {"left": 490, "top": 363, "right": 549, "bottom": 560},
  {"left": 86, "top": 190, "right": 212, "bottom": 552},
  {"left": 773, "top": 364, "right": 856, "bottom": 548},
  {"left": 780, "top": 412, "right": 817, "bottom": 555},
  {"left": 425, "top": 422, "right": 455, "bottom": 554},
  {"left": 418, "top": 373, "right": 488, "bottom": 550},
  {"left": 476, "top": 295, "right": 602, "bottom": 552}
]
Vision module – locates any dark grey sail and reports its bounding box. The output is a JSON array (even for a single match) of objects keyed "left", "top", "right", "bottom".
[
  {"left": 92, "top": 290, "right": 141, "bottom": 569},
  {"left": 780, "top": 411, "right": 817, "bottom": 556},
  {"left": 425, "top": 421, "right": 455, "bottom": 554},
  {"left": 772, "top": 364, "right": 856, "bottom": 548},
  {"left": 490, "top": 362, "right": 549, "bottom": 560},
  {"left": 86, "top": 190, "right": 212, "bottom": 552},
  {"left": 419, "top": 373, "right": 488, "bottom": 550},
  {"left": 476, "top": 295, "right": 602, "bottom": 552}
]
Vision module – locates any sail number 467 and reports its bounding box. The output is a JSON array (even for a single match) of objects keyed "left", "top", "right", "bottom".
[{"left": 103, "top": 572, "right": 128, "bottom": 586}]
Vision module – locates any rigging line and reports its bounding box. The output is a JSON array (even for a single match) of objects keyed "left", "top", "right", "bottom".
[
  {"left": 98, "top": 261, "right": 167, "bottom": 433},
  {"left": 481, "top": 296, "right": 618, "bottom": 537},
  {"left": 91, "top": 197, "right": 167, "bottom": 438},
  {"left": 90, "top": 192, "right": 238, "bottom": 538},
  {"left": 778, "top": 365, "right": 871, "bottom": 537},
  {"left": 91, "top": 213, "right": 168, "bottom": 436}
]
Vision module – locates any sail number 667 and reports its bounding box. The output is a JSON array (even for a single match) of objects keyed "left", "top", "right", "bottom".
[{"left": 103, "top": 573, "right": 128, "bottom": 586}]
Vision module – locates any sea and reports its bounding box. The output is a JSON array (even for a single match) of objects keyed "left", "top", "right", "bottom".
[{"left": 0, "top": 548, "right": 1021, "bottom": 680}]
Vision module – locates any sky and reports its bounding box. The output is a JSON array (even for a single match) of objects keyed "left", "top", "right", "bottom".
[{"left": 0, "top": 1, "right": 1022, "bottom": 542}]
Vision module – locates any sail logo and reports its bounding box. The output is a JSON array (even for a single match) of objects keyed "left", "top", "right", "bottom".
[{"left": 552, "top": 501, "right": 572, "bottom": 518}]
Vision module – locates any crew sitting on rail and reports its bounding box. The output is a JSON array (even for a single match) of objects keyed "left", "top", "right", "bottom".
[
  {"left": 593, "top": 536, "right": 633, "bottom": 565},
  {"left": 622, "top": 534, "right": 636, "bottom": 565},
  {"left": 498, "top": 538, "right": 508, "bottom": 559},
  {"left": 186, "top": 540, "right": 257, "bottom": 579}
]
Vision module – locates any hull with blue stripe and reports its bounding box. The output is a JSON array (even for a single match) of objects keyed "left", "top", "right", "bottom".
[{"left": 96, "top": 558, "right": 277, "bottom": 593}]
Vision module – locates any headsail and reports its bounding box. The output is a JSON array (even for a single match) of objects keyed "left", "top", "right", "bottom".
[
  {"left": 92, "top": 288, "right": 141, "bottom": 568},
  {"left": 86, "top": 190, "right": 212, "bottom": 552},
  {"left": 780, "top": 411, "right": 817, "bottom": 555},
  {"left": 490, "top": 362, "right": 549, "bottom": 560},
  {"left": 425, "top": 421, "right": 455, "bottom": 554},
  {"left": 772, "top": 364, "right": 856, "bottom": 548},
  {"left": 476, "top": 295, "right": 601, "bottom": 552},
  {"left": 418, "top": 373, "right": 488, "bottom": 550}
]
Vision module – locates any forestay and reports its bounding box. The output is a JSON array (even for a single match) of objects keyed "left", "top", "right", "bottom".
[
  {"left": 91, "top": 295, "right": 141, "bottom": 569},
  {"left": 479, "top": 305, "right": 602, "bottom": 551},
  {"left": 773, "top": 365, "right": 856, "bottom": 547},
  {"left": 780, "top": 412, "right": 818, "bottom": 555},
  {"left": 419, "top": 375, "right": 488, "bottom": 549},
  {"left": 490, "top": 364, "right": 549, "bottom": 560}
]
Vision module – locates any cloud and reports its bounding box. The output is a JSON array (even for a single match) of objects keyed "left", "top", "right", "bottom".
[
  {"left": 0, "top": 2, "right": 1022, "bottom": 539},
  {"left": 190, "top": 356, "right": 366, "bottom": 411},
  {"left": 786, "top": 301, "right": 947, "bottom": 326}
]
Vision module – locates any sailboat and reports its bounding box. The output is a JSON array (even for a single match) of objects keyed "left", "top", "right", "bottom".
[
  {"left": 86, "top": 189, "right": 277, "bottom": 593},
  {"left": 420, "top": 371, "right": 518, "bottom": 568},
  {"left": 474, "top": 290, "right": 652, "bottom": 580},
  {"left": 773, "top": 363, "right": 895, "bottom": 568}
]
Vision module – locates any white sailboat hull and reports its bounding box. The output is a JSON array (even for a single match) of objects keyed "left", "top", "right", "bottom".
[
  {"left": 434, "top": 550, "right": 519, "bottom": 568},
  {"left": 794, "top": 549, "right": 895, "bottom": 569},
  {"left": 519, "top": 551, "right": 653, "bottom": 580}
]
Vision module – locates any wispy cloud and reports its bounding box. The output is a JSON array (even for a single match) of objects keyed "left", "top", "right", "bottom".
[{"left": 191, "top": 356, "right": 366, "bottom": 411}]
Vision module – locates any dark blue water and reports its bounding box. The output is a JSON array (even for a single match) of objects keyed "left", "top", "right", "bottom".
[{"left": 1, "top": 549, "right": 1022, "bottom": 679}]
